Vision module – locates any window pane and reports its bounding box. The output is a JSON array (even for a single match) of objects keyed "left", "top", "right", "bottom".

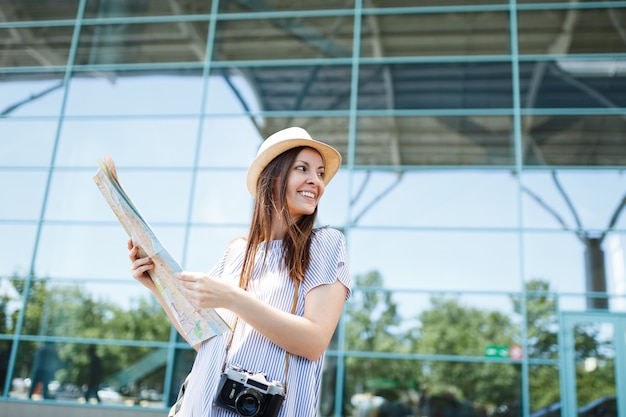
[
  {"left": 219, "top": 1, "right": 354, "bottom": 12},
  {"left": 0, "top": 121, "right": 56, "bottom": 165},
  {"left": 0, "top": 225, "right": 37, "bottom": 276},
  {"left": 57, "top": 118, "right": 199, "bottom": 166},
  {"left": 358, "top": 63, "right": 513, "bottom": 110},
  {"left": 74, "top": 22, "right": 209, "bottom": 65},
  {"left": 191, "top": 171, "right": 251, "bottom": 224},
  {"left": 0, "top": 76, "right": 65, "bottom": 117},
  {"left": 34, "top": 224, "right": 185, "bottom": 279},
  {"left": 361, "top": 11, "right": 509, "bottom": 57},
  {"left": 520, "top": 61, "right": 626, "bottom": 109},
  {"left": 356, "top": 115, "right": 514, "bottom": 166},
  {"left": 344, "top": 358, "right": 520, "bottom": 417},
  {"left": 523, "top": 231, "right": 585, "bottom": 293},
  {"left": 0, "top": 170, "right": 47, "bottom": 219},
  {"left": 0, "top": 27, "right": 73, "bottom": 68},
  {"left": 213, "top": 16, "right": 353, "bottom": 61},
  {"left": 0, "top": 1, "right": 79, "bottom": 21},
  {"left": 519, "top": 8, "right": 626, "bottom": 55},
  {"left": 349, "top": 171, "right": 518, "bottom": 228},
  {"left": 64, "top": 72, "right": 205, "bottom": 116},
  {"left": 198, "top": 117, "right": 260, "bottom": 168},
  {"left": 185, "top": 226, "right": 249, "bottom": 272},
  {"left": 521, "top": 170, "right": 626, "bottom": 230},
  {"left": 349, "top": 229, "right": 521, "bottom": 291},
  {"left": 84, "top": 0, "right": 214, "bottom": 18}
]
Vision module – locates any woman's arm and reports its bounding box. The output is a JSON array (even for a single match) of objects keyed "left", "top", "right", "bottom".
[
  {"left": 178, "top": 271, "right": 348, "bottom": 361},
  {"left": 128, "top": 240, "right": 201, "bottom": 351}
]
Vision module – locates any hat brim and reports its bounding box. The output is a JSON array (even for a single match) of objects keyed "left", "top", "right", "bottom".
[{"left": 246, "top": 137, "right": 341, "bottom": 196}]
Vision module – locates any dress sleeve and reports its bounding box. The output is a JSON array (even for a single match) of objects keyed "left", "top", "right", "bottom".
[{"left": 302, "top": 227, "right": 351, "bottom": 300}]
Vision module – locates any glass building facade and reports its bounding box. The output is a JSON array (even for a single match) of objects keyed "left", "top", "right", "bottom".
[{"left": 1, "top": 1, "right": 625, "bottom": 416}]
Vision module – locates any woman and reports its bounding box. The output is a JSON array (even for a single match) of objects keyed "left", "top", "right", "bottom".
[{"left": 129, "top": 127, "right": 351, "bottom": 416}]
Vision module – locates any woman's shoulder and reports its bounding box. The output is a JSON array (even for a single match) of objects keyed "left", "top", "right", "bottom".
[
  {"left": 311, "top": 227, "right": 345, "bottom": 248},
  {"left": 312, "top": 226, "right": 344, "bottom": 239}
]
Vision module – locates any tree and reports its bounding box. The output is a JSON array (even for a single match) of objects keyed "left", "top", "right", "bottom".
[
  {"left": 412, "top": 296, "right": 519, "bottom": 409},
  {"left": 344, "top": 271, "right": 419, "bottom": 413}
]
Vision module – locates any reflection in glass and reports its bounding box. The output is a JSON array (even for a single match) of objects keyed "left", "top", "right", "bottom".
[
  {"left": 10, "top": 341, "right": 170, "bottom": 407},
  {"left": 349, "top": 229, "right": 520, "bottom": 292},
  {"left": 358, "top": 63, "right": 513, "bottom": 110},
  {"left": 344, "top": 358, "right": 519, "bottom": 417},
  {"left": 1, "top": 1, "right": 79, "bottom": 21},
  {"left": 84, "top": 0, "right": 214, "bottom": 18},
  {"left": 0, "top": 28, "right": 73, "bottom": 68},
  {"left": 0, "top": 171, "right": 47, "bottom": 220},
  {"left": 0, "top": 78, "right": 65, "bottom": 117},
  {"left": 356, "top": 115, "right": 514, "bottom": 166},
  {"left": 64, "top": 73, "right": 205, "bottom": 115},
  {"left": 348, "top": 170, "right": 518, "bottom": 227},
  {"left": 360, "top": 11, "right": 509, "bottom": 57},
  {"left": 0, "top": 226, "right": 38, "bottom": 276},
  {"left": 75, "top": 22, "right": 209, "bottom": 65},
  {"left": 519, "top": 8, "right": 626, "bottom": 55},
  {"left": 213, "top": 16, "right": 353, "bottom": 61}
]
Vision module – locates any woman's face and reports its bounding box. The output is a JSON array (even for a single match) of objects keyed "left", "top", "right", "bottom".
[{"left": 285, "top": 147, "right": 326, "bottom": 219}]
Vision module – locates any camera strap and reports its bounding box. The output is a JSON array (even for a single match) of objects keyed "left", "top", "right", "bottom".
[{"left": 221, "top": 240, "right": 300, "bottom": 396}]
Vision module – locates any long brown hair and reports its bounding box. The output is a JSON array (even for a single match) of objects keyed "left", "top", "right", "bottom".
[{"left": 239, "top": 146, "right": 317, "bottom": 288}]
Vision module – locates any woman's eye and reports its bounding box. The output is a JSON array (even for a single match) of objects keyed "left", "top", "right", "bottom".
[
  {"left": 295, "top": 165, "right": 306, "bottom": 172},
  {"left": 317, "top": 171, "right": 325, "bottom": 178}
]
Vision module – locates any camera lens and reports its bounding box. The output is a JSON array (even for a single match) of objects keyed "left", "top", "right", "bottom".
[{"left": 235, "top": 389, "right": 263, "bottom": 416}]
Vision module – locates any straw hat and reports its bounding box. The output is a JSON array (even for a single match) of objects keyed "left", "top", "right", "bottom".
[{"left": 246, "top": 127, "right": 342, "bottom": 196}]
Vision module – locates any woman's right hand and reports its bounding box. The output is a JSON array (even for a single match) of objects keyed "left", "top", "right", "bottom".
[{"left": 128, "top": 239, "right": 156, "bottom": 290}]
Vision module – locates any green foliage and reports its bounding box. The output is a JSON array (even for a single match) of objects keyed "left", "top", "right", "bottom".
[{"left": 5, "top": 274, "right": 171, "bottom": 392}]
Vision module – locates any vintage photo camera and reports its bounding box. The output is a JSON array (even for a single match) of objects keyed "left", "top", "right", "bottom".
[{"left": 214, "top": 364, "right": 285, "bottom": 417}]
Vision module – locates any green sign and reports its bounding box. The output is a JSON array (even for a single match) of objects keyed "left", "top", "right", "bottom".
[{"left": 484, "top": 345, "right": 509, "bottom": 358}]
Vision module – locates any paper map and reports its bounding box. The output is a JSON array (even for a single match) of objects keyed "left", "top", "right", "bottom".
[{"left": 93, "top": 153, "right": 231, "bottom": 345}]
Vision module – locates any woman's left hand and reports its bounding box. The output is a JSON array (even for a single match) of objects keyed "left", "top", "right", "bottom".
[{"left": 177, "top": 272, "right": 237, "bottom": 310}]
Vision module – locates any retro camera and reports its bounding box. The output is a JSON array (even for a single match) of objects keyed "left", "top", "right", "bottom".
[{"left": 213, "top": 364, "right": 285, "bottom": 417}]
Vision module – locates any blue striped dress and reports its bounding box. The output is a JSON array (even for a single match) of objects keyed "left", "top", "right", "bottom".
[{"left": 180, "top": 227, "right": 351, "bottom": 417}]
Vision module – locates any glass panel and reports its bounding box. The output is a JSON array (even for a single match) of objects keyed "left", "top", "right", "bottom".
[
  {"left": 191, "top": 171, "right": 251, "bottom": 224},
  {"left": 10, "top": 341, "right": 170, "bottom": 407},
  {"left": 185, "top": 226, "right": 249, "bottom": 272},
  {"left": 19, "top": 279, "right": 170, "bottom": 340},
  {"left": 345, "top": 287, "right": 520, "bottom": 352},
  {"left": 365, "top": 0, "right": 507, "bottom": 6},
  {"left": 574, "top": 321, "right": 617, "bottom": 413},
  {"left": 0, "top": 170, "right": 47, "bottom": 220},
  {"left": 360, "top": 11, "right": 509, "bottom": 57},
  {"left": 523, "top": 231, "right": 586, "bottom": 293},
  {"left": 348, "top": 229, "right": 521, "bottom": 292},
  {"left": 65, "top": 72, "right": 205, "bottom": 115},
  {"left": 344, "top": 358, "right": 520, "bottom": 417},
  {"left": 84, "top": 0, "right": 214, "bottom": 18},
  {"left": 198, "top": 117, "right": 261, "bottom": 168},
  {"left": 0, "top": 225, "right": 37, "bottom": 276},
  {"left": 356, "top": 115, "right": 514, "bottom": 166},
  {"left": 213, "top": 16, "right": 353, "bottom": 61},
  {"left": 204, "top": 72, "right": 263, "bottom": 115},
  {"left": 358, "top": 63, "right": 513, "bottom": 110},
  {"left": 0, "top": 76, "right": 65, "bottom": 117},
  {"left": 74, "top": 22, "right": 209, "bottom": 65},
  {"left": 0, "top": 122, "right": 56, "bottom": 166},
  {"left": 520, "top": 62, "right": 626, "bottom": 109},
  {"left": 34, "top": 224, "right": 185, "bottom": 279},
  {"left": 219, "top": 1, "right": 354, "bottom": 12},
  {"left": 529, "top": 365, "right": 561, "bottom": 415},
  {"left": 523, "top": 283, "right": 560, "bottom": 359},
  {"left": 522, "top": 114, "right": 626, "bottom": 166},
  {"left": 48, "top": 169, "right": 193, "bottom": 223},
  {"left": 213, "top": 64, "right": 353, "bottom": 111},
  {"left": 0, "top": 1, "right": 79, "bottom": 21},
  {"left": 0, "top": 27, "right": 73, "bottom": 68},
  {"left": 521, "top": 171, "right": 626, "bottom": 230},
  {"left": 519, "top": 8, "right": 626, "bottom": 55},
  {"left": 349, "top": 170, "right": 518, "bottom": 227},
  {"left": 57, "top": 119, "right": 199, "bottom": 166}
]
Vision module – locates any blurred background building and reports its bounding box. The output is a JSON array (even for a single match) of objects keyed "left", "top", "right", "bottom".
[{"left": 0, "top": 1, "right": 625, "bottom": 416}]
